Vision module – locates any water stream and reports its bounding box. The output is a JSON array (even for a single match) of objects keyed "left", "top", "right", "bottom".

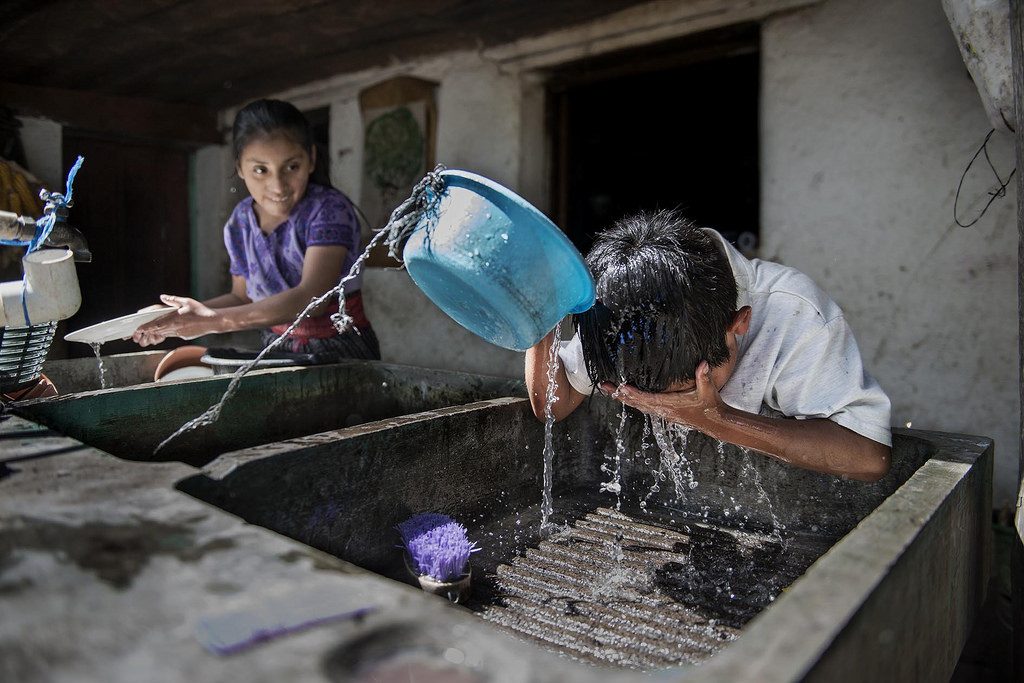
[
  {"left": 740, "top": 447, "right": 787, "bottom": 544},
  {"left": 649, "top": 417, "right": 698, "bottom": 500},
  {"left": 155, "top": 223, "right": 392, "bottom": 453},
  {"left": 540, "top": 319, "right": 562, "bottom": 530},
  {"left": 599, "top": 402, "right": 626, "bottom": 508},
  {"left": 89, "top": 342, "right": 107, "bottom": 390}
]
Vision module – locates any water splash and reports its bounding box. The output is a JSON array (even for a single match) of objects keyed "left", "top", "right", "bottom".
[
  {"left": 540, "top": 319, "right": 562, "bottom": 530},
  {"left": 589, "top": 534, "right": 633, "bottom": 599},
  {"left": 89, "top": 342, "right": 107, "bottom": 390},
  {"left": 740, "top": 448, "right": 787, "bottom": 544},
  {"left": 599, "top": 402, "right": 626, "bottom": 509},
  {"left": 649, "top": 417, "right": 697, "bottom": 500},
  {"left": 640, "top": 417, "right": 659, "bottom": 511}
]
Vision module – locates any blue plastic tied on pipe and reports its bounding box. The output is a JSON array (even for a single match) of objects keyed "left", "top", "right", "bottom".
[
  {"left": 30, "top": 155, "right": 84, "bottom": 253},
  {"left": 0, "top": 156, "right": 85, "bottom": 325}
]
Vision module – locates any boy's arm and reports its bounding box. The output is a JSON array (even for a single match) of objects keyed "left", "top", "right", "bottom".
[
  {"left": 604, "top": 361, "right": 891, "bottom": 482},
  {"left": 525, "top": 330, "right": 586, "bottom": 422}
]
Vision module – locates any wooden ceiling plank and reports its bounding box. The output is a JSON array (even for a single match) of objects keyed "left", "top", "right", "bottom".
[
  {"left": 2, "top": 0, "right": 652, "bottom": 107},
  {"left": 207, "top": 1, "right": 638, "bottom": 106},
  {"left": 16, "top": 1, "right": 372, "bottom": 98},
  {"left": 0, "top": 82, "right": 222, "bottom": 146}
]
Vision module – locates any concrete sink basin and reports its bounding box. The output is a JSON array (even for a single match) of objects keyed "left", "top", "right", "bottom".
[
  {"left": 173, "top": 389, "right": 992, "bottom": 680},
  {"left": 14, "top": 357, "right": 523, "bottom": 466}
]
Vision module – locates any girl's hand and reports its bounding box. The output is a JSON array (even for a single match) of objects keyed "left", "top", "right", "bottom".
[
  {"left": 132, "top": 294, "right": 221, "bottom": 346},
  {"left": 599, "top": 361, "right": 725, "bottom": 429}
]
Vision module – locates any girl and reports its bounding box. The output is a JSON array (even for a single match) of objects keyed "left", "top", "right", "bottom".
[{"left": 133, "top": 99, "right": 380, "bottom": 362}]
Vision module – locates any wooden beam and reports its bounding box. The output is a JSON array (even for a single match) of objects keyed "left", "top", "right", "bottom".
[{"left": 0, "top": 82, "right": 223, "bottom": 147}]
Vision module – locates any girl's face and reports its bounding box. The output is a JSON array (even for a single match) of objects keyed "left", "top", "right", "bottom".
[{"left": 236, "top": 133, "right": 315, "bottom": 224}]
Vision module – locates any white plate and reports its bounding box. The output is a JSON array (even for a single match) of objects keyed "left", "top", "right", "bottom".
[
  {"left": 156, "top": 366, "right": 215, "bottom": 382},
  {"left": 64, "top": 307, "right": 177, "bottom": 345}
]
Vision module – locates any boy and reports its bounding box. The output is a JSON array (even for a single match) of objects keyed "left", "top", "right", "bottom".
[{"left": 526, "top": 210, "right": 891, "bottom": 481}]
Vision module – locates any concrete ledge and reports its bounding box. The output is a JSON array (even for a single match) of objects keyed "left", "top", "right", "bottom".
[
  {"left": 693, "top": 430, "right": 993, "bottom": 682},
  {"left": 0, "top": 415, "right": 596, "bottom": 683},
  {"left": 0, "top": 404, "right": 994, "bottom": 681}
]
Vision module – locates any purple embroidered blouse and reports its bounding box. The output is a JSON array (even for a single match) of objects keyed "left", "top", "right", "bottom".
[{"left": 224, "top": 184, "right": 362, "bottom": 302}]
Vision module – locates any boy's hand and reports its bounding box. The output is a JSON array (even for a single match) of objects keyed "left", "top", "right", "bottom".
[
  {"left": 599, "top": 361, "right": 724, "bottom": 429},
  {"left": 602, "top": 360, "right": 892, "bottom": 482}
]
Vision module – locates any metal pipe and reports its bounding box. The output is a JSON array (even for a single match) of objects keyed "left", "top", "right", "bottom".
[
  {"left": 0, "top": 209, "right": 91, "bottom": 262},
  {"left": 0, "top": 249, "right": 82, "bottom": 327},
  {"left": 0, "top": 209, "right": 35, "bottom": 242}
]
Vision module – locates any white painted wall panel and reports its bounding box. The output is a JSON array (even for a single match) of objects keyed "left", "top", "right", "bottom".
[{"left": 762, "top": 0, "right": 1018, "bottom": 505}]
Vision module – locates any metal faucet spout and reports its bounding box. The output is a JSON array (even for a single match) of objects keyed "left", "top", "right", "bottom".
[{"left": 43, "top": 223, "right": 91, "bottom": 263}]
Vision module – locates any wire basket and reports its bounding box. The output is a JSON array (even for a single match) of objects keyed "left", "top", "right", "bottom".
[{"left": 0, "top": 322, "right": 57, "bottom": 394}]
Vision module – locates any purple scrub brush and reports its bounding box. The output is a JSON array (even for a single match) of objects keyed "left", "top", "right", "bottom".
[{"left": 398, "top": 513, "right": 479, "bottom": 602}]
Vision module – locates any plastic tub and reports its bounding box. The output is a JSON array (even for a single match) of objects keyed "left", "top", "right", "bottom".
[{"left": 403, "top": 170, "right": 595, "bottom": 351}]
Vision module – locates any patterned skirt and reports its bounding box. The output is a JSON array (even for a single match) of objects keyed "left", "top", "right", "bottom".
[{"left": 259, "top": 291, "right": 381, "bottom": 363}]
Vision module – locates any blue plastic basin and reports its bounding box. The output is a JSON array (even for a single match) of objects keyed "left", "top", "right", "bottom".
[{"left": 403, "top": 170, "right": 595, "bottom": 351}]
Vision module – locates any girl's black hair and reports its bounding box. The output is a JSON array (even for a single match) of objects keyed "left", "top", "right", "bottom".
[
  {"left": 574, "top": 210, "right": 738, "bottom": 393},
  {"left": 232, "top": 98, "right": 333, "bottom": 188}
]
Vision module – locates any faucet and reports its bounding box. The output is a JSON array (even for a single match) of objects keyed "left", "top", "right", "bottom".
[{"left": 0, "top": 207, "right": 91, "bottom": 263}]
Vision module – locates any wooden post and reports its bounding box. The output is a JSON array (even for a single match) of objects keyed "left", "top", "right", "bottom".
[{"left": 1010, "top": 1, "right": 1024, "bottom": 678}]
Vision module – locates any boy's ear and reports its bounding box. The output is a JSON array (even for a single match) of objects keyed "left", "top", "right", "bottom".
[
  {"left": 309, "top": 145, "right": 317, "bottom": 174},
  {"left": 729, "top": 306, "right": 752, "bottom": 335}
]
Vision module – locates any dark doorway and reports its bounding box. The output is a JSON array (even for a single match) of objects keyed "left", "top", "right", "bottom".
[
  {"left": 61, "top": 132, "right": 191, "bottom": 357},
  {"left": 304, "top": 105, "right": 331, "bottom": 184},
  {"left": 550, "top": 23, "right": 760, "bottom": 256}
]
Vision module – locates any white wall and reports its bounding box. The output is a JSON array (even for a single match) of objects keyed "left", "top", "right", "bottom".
[
  {"left": 191, "top": 144, "right": 234, "bottom": 300},
  {"left": 16, "top": 116, "right": 62, "bottom": 190},
  {"left": 761, "top": 0, "right": 1019, "bottom": 506}
]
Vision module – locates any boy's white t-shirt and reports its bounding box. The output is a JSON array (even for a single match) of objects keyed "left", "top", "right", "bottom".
[{"left": 558, "top": 230, "right": 893, "bottom": 447}]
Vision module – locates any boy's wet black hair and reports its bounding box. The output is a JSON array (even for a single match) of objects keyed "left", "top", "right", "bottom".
[
  {"left": 232, "top": 99, "right": 333, "bottom": 188},
  {"left": 574, "top": 209, "right": 738, "bottom": 393}
]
